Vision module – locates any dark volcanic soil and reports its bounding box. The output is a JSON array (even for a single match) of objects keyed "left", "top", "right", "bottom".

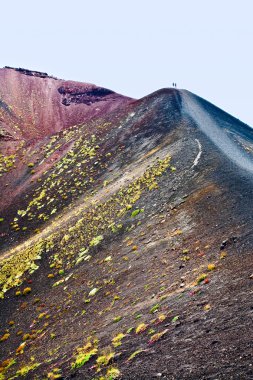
[{"left": 0, "top": 74, "right": 253, "bottom": 380}]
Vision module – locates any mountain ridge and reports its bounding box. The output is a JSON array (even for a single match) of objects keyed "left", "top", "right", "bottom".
[{"left": 0, "top": 70, "right": 253, "bottom": 379}]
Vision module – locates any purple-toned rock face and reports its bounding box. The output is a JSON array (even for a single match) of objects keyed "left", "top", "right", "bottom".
[{"left": 0, "top": 67, "right": 132, "bottom": 141}]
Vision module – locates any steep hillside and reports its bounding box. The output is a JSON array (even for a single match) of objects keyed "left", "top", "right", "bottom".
[
  {"left": 0, "top": 72, "right": 253, "bottom": 380},
  {"left": 0, "top": 67, "right": 132, "bottom": 216}
]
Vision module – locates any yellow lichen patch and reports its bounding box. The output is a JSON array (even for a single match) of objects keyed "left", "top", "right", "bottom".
[
  {"left": 196, "top": 273, "right": 207, "bottom": 284},
  {"left": 0, "top": 154, "right": 16, "bottom": 177},
  {"left": 16, "top": 342, "right": 26, "bottom": 355},
  {"left": 105, "top": 367, "right": 120, "bottom": 379},
  {"left": 207, "top": 263, "right": 216, "bottom": 271},
  {"left": 71, "top": 339, "right": 98, "bottom": 369},
  {"left": 47, "top": 368, "right": 62, "bottom": 379},
  {"left": 135, "top": 323, "right": 148, "bottom": 334},
  {"left": 111, "top": 333, "right": 125, "bottom": 347},
  {"left": 156, "top": 314, "right": 166, "bottom": 323},
  {"left": 171, "top": 229, "right": 183, "bottom": 236},
  {"left": 149, "top": 329, "right": 169, "bottom": 344},
  {"left": 220, "top": 251, "right": 227, "bottom": 259},
  {"left": 0, "top": 333, "right": 10, "bottom": 342},
  {"left": 0, "top": 357, "right": 16, "bottom": 377},
  {"left": 15, "top": 362, "right": 40, "bottom": 377},
  {"left": 203, "top": 304, "right": 211, "bottom": 311},
  {"left": 22, "top": 287, "right": 31, "bottom": 295},
  {"left": 127, "top": 349, "right": 144, "bottom": 362},
  {"left": 96, "top": 348, "right": 115, "bottom": 372}
]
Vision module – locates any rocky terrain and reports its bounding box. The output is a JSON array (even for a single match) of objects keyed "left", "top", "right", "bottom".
[{"left": 0, "top": 67, "right": 252, "bottom": 380}]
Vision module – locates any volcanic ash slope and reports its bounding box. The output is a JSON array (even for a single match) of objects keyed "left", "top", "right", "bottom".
[{"left": 0, "top": 69, "right": 253, "bottom": 379}]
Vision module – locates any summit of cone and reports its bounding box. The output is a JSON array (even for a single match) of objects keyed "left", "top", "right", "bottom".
[{"left": 0, "top": 68, "right": 253, "bottom": 380}]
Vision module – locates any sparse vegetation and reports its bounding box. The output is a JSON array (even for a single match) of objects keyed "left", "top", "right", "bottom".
[
  {"left": 196, "top": 273, "right": 207, "bottom": 284},
  {"left": 150, "top": 304, "right": 160, "bottom": 314},
  {"left": 113, "top": 316, "right": 122, "bottom": 323},
  {"left": 15, "top": 363, "right": 40, "bottom": 377},
  {"left": 149, "top": 329, "right": 168, "bottom": 344},
  {"left": 0, "top": 71, "right": 248, "bottom": 380},
  {"left": 127, "top": 349, "right": 144, "bottom": 362},
  {"left": 0, "top": 334, "right": 10, "bottom": 342},
  {"left": 207, "top": 263, "right": 216, "bottom": 271},
  {"left": 112, "top": 333, "right": 125, "bottom": 347},
  {"left": 135, "top": 323, "right": 148, "bottom": 334},
  {"left": 71, "top": 340, "right": 98, "bottom": 369}
]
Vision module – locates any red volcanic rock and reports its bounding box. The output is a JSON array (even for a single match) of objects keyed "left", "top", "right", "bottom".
[{"left": 0, "top": 67, "right": 132, "bottom": 141}]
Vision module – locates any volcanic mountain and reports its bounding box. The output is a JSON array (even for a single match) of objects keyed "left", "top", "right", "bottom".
[{"left": 0, "top": 67, "right": 253, "bottom": 380}]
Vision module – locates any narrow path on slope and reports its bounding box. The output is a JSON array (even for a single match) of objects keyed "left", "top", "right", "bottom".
[
  {"left": 191, "top": 138, "right": 202, "bottom": 168},
  {"left": 181, "top": 90, "right": 253, "bottom": 175}
]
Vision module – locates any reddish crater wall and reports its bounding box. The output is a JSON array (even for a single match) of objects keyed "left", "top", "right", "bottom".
[{"left": 0, "top": 67, "right": 132, "bottom": 141}]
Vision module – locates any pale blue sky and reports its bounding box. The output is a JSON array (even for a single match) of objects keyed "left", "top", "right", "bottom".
[{"left": 1, "top": 0, "right": 253, "bottom": 126}]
